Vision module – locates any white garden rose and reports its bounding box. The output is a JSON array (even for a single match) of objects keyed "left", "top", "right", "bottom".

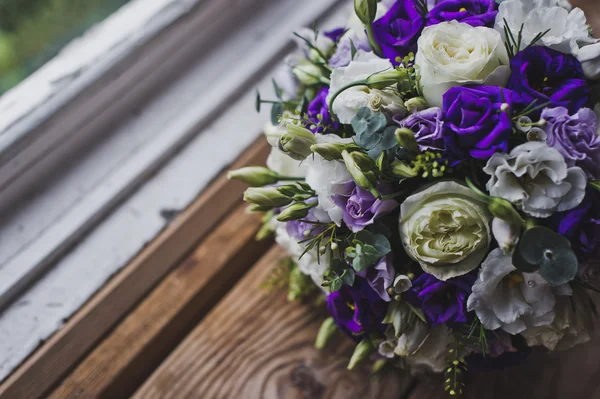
[
  {"left": 415, "top": 21, "right": 510, "bottom": 108},
  {"left": 399, "top": 181, "right": 492, "bottom": 281},
  {"left": 495, "top": 0, "right": 592, "bottom": 55},
  {"left": 484, "top": 141, "right": 587, "bottom": 218},
  {"left": 328, "top": 51, "right": 406, "bottom": 124},
  {"left": 466, "top": 249, "right": 571, "bottom": 335},
  {"left": 304, "top": 134, "right": 353, "bottom": 225}
]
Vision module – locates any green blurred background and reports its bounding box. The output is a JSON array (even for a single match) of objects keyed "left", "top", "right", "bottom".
[{"left": 0, "top": 0, "right": 131, "bottom": 94}]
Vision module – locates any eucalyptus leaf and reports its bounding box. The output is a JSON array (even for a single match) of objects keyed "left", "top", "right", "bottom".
[
  {"left": 352, "top": 243, "right": 381, "bottom": 271},
  {"left": 330, "top": 278, "right": 343, "bottom": 292},
  {"left": 352, "top": 107, "right": 387, "bottom": 137},
  {"left": 342, "top": 268, "right": 356, "bottom": 286},
  {"left": 513, "top": 226, "right": 572, "bottom": 273},
  {"left": 271, "top": 102, "right": 284, "bottom": 125},
  {"left": 372, "top": 233, "right": 391, "bottom": 256},
  {"left": 539, "top": 247, "right": 578, "bottom": 285}
]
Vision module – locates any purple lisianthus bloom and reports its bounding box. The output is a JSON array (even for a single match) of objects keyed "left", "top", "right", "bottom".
[
  {"left": 404, "top": 272, "right": 476, "bottom": 327},
  {"left": 327, "top": 276, "right": 388, "bottom": 337},
  {"left": 306, "top": 87, "right": 339, "bottom": 133},
  {"left": 507, "top": 46, "right": 590, "bottom": 117},
  {"left": 442, "top": 86, "right": 518, "bottom": 161},
  {"left": 541, "top": 107, "right": 600, "bottom": 179},
  {"left": 394, "top": 107, "right": 445, "bottom": 152},
  {"left": 332, "top": 181, "right": 398, "bottom": 233},
  {"left": 286, "top": 210, "right": 325, "bottom": 241},
  {"left": 357, "top": 256, "right": 395, "bottom": 302},
  {"left": 324, "top": 27, "right": 346, "bottom": 43},
  {"left": 551, "top": 189, "right": 600, "bottom": 260},
  {"left": 426, "top": 0, "right": 497, "bottom": 27},
  {"left": 372, "top": 0, "right": 426, "bottom": 63}
]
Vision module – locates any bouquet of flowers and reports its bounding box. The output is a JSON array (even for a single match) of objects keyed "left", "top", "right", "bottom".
[{"left": 229, "top": 0, "right": 600, "bottom": 394}]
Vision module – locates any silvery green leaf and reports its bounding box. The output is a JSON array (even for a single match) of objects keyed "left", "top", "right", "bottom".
[
  {"left": 342, "top": 268, "right": 356, "bottom": 286},
  {"left": 372, "top": 233, "right": 391, "bottom": 256},
  {"left": 330, "top": 278, "right": 343, "bottom": 292}
]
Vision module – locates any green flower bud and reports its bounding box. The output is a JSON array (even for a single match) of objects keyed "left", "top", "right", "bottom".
[
  {"left": 342, "top": 150, "right": 379, "bottom": 197},
  {"left": 347, "top": 339, "right": 374, "bottom": 370},
  {"left": 366, "top": 68, "right": 408, "bottom": 90},
  {"left": 288, "top": 265, "right": 315, "bottom": 301},
  {"left": 227, "top": 166, "right": 280, "bottom": 186},
  {"left": 354, "top": 0, "right": 378, "bottom": 25},
  {"left": 391, "top": 160, "right": 418, "bottom": 178},
  {"left": 371, "top": 359, "right": 388, "bottom": 374},
  {"left": 404, "top": 97, "right": 429, "bottom": 113},
  {"left": 244, "top": 187, "right": 292, "bottom": 208},
  {"left": 276, "top": 202, "right": 316, "bottom": 222},
  {"left": 292, "top": 62, "right": 323, "bottom": 86},
  {"left": 310, "top": 142, "right": 350, "bottom": 161},
  {"left": 279, "top": 124, "right": 317, "bottom": 161},
  {"left": 395, "top": 128, "right": 420, "bottom": 154},
  {"left": 488, "top": 197, "right": 526, "bottom": 227},
  {"left": 315, "top": 317, "right": 338, "bottom": 349}
]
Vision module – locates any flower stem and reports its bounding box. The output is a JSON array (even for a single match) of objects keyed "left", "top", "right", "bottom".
[
  {"left": 327, "top": 80, "right": 369, "bottom": 122},
  {"left": 365, "top": 23, "right": 383, "bottom": 57}
]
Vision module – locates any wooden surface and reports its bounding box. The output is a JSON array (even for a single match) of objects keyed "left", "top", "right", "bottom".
[{"left": 135, "top": 246, "right": 414, "bottom": 399}]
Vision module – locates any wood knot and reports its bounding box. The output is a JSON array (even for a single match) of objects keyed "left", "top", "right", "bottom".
[{"left": 290, "top": 364, "right": 324, "bottom": 398}]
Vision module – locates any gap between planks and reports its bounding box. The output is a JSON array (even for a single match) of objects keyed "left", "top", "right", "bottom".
[
  {"left": 134, "top": 246, "right": 416, "bottom": 399},
  {"left": 0, "top": 137, "right": 270, "bottom": 399}
]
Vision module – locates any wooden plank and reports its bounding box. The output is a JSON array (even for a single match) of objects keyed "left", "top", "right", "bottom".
[
  {"left": 47, "top": 202, "right": 271, "bottom": 399},
  {"left": 572, "top": 0, "right": 600, "bottom": 33},
  {"left": 135, "top": 246, "right": 415, "bottom": 399},
  {"left": 0, "top": 138, "right": 269, "bottom": 399}
]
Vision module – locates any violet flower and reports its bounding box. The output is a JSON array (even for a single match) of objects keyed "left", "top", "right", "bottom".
[
  {"left": 541, "top": 107, "right": 600, "bottom": 179},
  {"left": 332, "top": 181, "right": 398, "bottom": 233},
  {"left": 426, "top": 0, "right": 498, "bottom": 28},
  {"left": 394, "top": 107, "right": 445, "bottom": 152},
  {"left": 306, "top": 87, "right": 339, "bottom": 133},
  {"left": 357, "top": 256, "right": 395, "bottom": 302},
  {"left": 404, "top": 272, "right": 476, "bottom": 327},
  {"left": 326, "top": 276, "right": 388, "bottom": 337}
]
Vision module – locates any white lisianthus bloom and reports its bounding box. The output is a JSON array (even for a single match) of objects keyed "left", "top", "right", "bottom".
[
  {"left": 404, "top": 325, "right": 456, "bottom": 373},
  {"left": 494, "top": 0, "right": 591, "bottom": 54},
  {"left": 522, "top": 294, "right": 593, "bottom": 351},
  {"left": 415, "top": 21, "right": 510, "bottom": 108},
  {"left": 266, "top": 147, "right": 308, "bottom": 178},
  {"left": 484, "top": 142, "right": 587, "bottom": 218},
  {"left": 274, "top": 222, "right": 329, "bottom": 285},
  {"left": 304, "top": 134, "right": 353, "bottom": 225},
  {"left": 328, "top": 51, "right": 406, "bottom": 124},
  {"left": 264, "top": 121, "right": 286, "bottom": 147},
  {"left": 467, "top": 249, "right": 571, "bottom": 335},
  {"left": 399, "top": 181, "right": 492, "bottom": 281},
  {"left": 573, "top": 41, "right": 600, "bottom": 80}
]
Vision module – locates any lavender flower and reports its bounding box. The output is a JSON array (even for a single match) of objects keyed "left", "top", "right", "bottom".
[
  {"left": 394, "top": 107, "right": 445, "bottom": 152},
  {"left": 357, "top": 256, "right": 395, "bottom": 302}
]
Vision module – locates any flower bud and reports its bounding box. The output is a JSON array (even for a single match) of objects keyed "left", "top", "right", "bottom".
[
  {"left": 393, "top": 274, "right": 412, "bottom": 294},
  {"left": 488, "top": 197, "right": 525, "bottom": 227},
  {"left": 276, "top": 202, "right": 315, "bottom": 222},
  {"left": 264, "top": 122, "right": 285, "bottom": 147},
  {"left": 366, "top": 68, "right": 408, "bottom": 90},
  {"left": 278, "top": 125, "right": 317, "bottom": 161},
  {"left": 292, "top": 62, "right": 323, "bottom": 86},
  {"left": 228, "top": 166, "right": 280, "bottom": 186},
  {"left": 243, "top": 187, "right": 292, "bottom": 208},
  {"left": 342, "top": 150, "right": 379, "bottom": 197},
  {"left": 354, "top": 0, "right": 378, "bottom": 25},
  {"left": 395, "top": 128, "right": 419, "bottom": 154},
  {"left": 315, "top": 317, "right": 338, "bottom": 349},
  {"left": 391, "top": 160, "right": 418, "bottom": 178},
  {"left": 492, "top": 218, "right": 521, "bottom": 254},
  {"left": 348, "top": 339, "right": 374, "bottom": 370},
  {"left": 404, "top": 97, "right": 428, "bottom": 113},
  {"left": 310, "top": 142, "right": 349, "bottom": 161}
]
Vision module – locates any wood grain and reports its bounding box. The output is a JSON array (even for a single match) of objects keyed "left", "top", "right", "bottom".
[
  {"left": 48, "top": 202, "right": 271, "bottom": 398},
  {"left": 572, "top": 0, "right": 600, "bottom": 34},
  {"left": 0, "top": 138, "right": 269, "bottom": 399},
  {"left": 134, "top": 246, "right": 415, "bottom": 399}
]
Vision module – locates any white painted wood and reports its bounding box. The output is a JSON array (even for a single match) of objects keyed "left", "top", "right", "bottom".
[{"left": 0, "top": 0, "right": 350, "bottom": 382}]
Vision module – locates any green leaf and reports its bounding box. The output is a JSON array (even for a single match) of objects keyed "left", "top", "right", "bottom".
[
  {"left": 350, "top": 39, "right": 357, "bottom": 60},
  {"left": 372, "top": 233, "right": 391, "bottom": 256},
  {"left": 513, "top": 226, "right": 571, "bottom": 273},
  {"left": 539, "top": 247, "right": 578, "bottom": 285},
  {"left": 271, "top": 102, "right": 284, "bottom": 125},
  {"left": 590, "top": 180, "right": 600, "bottom": 192},
  {"left": 330, "top": 278, "right": 342, "bottom": 292},
  {"left": 352, "top": 244, "right": 381, "bottom": 272},
  {"left": 352, "top": 107, "right": 387, "bottom": 137},
  {"left": 341, "top": 268, "right": 356, "bottom": 286},
  {"left": 255, "top": 90, "right": 261, "bottom": 112},
  {"left": 272, "top": 79, "right": 282, "bottom": 100}
]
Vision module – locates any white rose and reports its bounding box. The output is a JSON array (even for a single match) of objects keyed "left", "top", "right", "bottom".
[
  {"left": 266, "top": 147, "right": 308, "bottom": 178},
  {"left": 495, "top": 0, "right": 592, "bottom": 55},
  {"left": 415, "top": 21, "right": 510, "bottom": 108},
  {"left": 328, "top": 51, "right": 405, "bottom": 124},
  {"left": 399, "top": 181, "right": 492, "bottom": 281},
  {"left": 304, "top": 134, "right": 353, "bottom": 225},
  {"left": 484, "top": 142, "right": 587, "bottom": 218}
]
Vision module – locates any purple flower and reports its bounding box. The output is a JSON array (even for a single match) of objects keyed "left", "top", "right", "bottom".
[
  {"left": 332, "top": 181, "right": 398, "bottom": 233},
  {"left": 551, "top": 189, "right": 600, "bottom": 260},
  {"left": 404, "top": 272, "right": 476, "bottom": 327},
  {"left": 507, "top": 46, "right": 591, "bottom": 117},
  {"left": 306, "top": 87, "right": 339, "bottom": 133},
  {"left": 442, "top": 86, "right": 517, "bottom": 161},
  {"left": 372, "top": 0, "right": 426, "bottom": 63},
  {"left": 324, "top": 27, "right": 346, "bottom": 42},
  {"left": 357, "top": 256, "right": 395, "bottom": 302},
  {"left": 286, "top": 210, "right": 325, "bottom": 241},
  {"left": 426, "top": 0, "right": 498, "bottom": 27},
  {"left": 541, "top": 107, "right": 600, "bottom": 179},
  {"left": 394, "top": 107, "right": 445, "bottom": 152},
  {"left": 326, "top": 276, "right": 388, "bottom": 337}
]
